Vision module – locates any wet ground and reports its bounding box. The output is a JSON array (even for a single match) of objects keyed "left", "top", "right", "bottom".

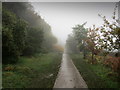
[{"left": 53, "top": 50, "right": 88, "bottom": 88}]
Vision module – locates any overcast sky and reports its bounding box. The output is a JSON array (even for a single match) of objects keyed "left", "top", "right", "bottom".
[{"left": 31, "top": 2, "right": 117, "bottom": 46}]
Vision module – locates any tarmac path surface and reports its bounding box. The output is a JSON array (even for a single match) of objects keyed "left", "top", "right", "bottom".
[{"left": 53, "top": 50, "right": 88, "bottom": 88}]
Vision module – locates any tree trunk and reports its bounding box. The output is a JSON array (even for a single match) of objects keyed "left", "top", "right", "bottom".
[
  {"left": 92, "top": 52, "right": 94, "bottom": 64},
  {"left": 83, "top": 50, "right": 86, "bottom": 59}
]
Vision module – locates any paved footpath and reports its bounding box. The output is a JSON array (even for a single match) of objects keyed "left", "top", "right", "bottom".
[{"left": 53, "top": 51, "right": 88, "bottom": 88}]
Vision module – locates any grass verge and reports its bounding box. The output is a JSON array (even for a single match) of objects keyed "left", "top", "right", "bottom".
[
  {"left": 2, "top": 52, "right": 62, "bottom": 88},
  {"left": 71, "top": 54, "right": 119, "bottom": 89}
]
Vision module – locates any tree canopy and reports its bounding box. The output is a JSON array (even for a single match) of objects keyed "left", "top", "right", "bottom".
[{"left": 2, "top": 2, "right": 58, "bottom": 64}]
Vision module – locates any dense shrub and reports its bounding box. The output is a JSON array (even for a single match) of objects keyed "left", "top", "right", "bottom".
[
  {"left": 2, "top": 7, "right": 27, "bottom": 64},
  {"left": 103, "top": 56, "right": 120, "bottom": 72},
  {"left": 2, "top": 2, "right": 58, "bottom": 64}
]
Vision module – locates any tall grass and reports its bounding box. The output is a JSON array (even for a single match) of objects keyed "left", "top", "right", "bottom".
[
  {"left": 71, "top": 54, "right": 119, "bottom": 88},
  {"left": 2, "top": 52, "right": 62, "bottom": 88}
]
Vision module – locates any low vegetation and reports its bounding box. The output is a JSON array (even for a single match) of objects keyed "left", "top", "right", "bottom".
[
  {"left": 2, "top": 52, "right": 62, "bottom": 88},
  {"left": 71, "top": 54, "right": 119, "bottom": 88}
]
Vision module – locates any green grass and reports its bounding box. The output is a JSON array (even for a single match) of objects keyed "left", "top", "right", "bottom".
[
  {"left": 2, "top": 52, "right": 62, "bottom": 88},
  {"left": 71, "top": 54, "right": 119, "bottom": 89},
  {"left": 0, "top": 63, "right": 2, "bottom": 89}
]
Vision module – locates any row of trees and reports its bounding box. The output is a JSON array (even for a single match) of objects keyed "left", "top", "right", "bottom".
[
  {"left": 66, "top": 3, "right": 120, "bottom": 75},
  {"left": 2, "top": 2, "right": 57, "bottom": 64},
  {"left": 66, "top": 4, "right": 120, "bottom": 62}
]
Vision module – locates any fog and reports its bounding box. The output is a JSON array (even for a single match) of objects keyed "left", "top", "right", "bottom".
[{"left": 31, "top": 2, "right": 116, "bottom": 46}]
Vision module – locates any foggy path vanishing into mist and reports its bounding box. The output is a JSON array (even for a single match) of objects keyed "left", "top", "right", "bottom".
[{"left": 53, "top": 48, "right": 88, "bottom": 88}]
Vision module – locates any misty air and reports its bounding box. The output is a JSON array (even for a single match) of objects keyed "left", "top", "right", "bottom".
[{"left": 1, "top": 1, "right": 120, "bottom": 89}]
